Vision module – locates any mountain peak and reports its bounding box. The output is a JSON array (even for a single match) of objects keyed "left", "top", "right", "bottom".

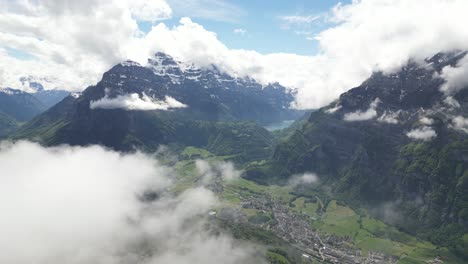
[
  {"left": 0, "top": 88, "right": 23, "bottom": 95},
  {"left": 119, "top": 60, "right": 141, "bottom": 67},
  {"left": 152, "top": 52, "right": 178, "bottom": 65},
  {"left": 333, "top": 51, "right": 468, "bottom": 117},
  {"left": 426, "top": 50, "right": 467, "bottom": 71}
]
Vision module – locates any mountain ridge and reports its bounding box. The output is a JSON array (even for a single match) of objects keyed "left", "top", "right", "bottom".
[
  {"left": 12, "top": 52, "right": 303, "bottom": 162},
  {"left": 243, "top": 51, "right": 468, "bottom": 258}
]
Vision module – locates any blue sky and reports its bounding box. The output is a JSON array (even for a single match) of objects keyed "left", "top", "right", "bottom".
[{"left": 139, "top": 0, "right": 350, "bottom": 55}]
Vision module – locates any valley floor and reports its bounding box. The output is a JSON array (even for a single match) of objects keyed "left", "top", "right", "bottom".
[{"left": 167, "top": 146, "right": 466, "bottom": 264}]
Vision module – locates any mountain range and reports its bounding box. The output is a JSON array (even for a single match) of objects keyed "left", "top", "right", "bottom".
[
  {"left": 12, "top": 53, "right": 302, "bottom": 162},
  {"left": 5, "top": 51, "right": 468, "bottom": 261},
  {"left": 0, "top": 85, "right": 69, "bottom": 137},
  {"left": 245, "top": 51, "right": 468, "bottom": 257}
]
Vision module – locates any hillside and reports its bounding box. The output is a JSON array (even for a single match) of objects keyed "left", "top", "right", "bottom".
[
  {"left": 0, "top": 88, "right": 46, "bottom": 122},
  {"left": 244, "top": 52, "right": 468, "bottom": 258}
]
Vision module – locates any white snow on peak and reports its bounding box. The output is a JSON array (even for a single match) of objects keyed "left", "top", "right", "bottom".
[
  {"left": 120, "top": 60, "right": 141, "bottom": 67},
  {"left": 0, "top": 88, "right": 24, "bottom": 95},
  {"left": 148, "top": 53, "right": 243, "bottom": 86}
]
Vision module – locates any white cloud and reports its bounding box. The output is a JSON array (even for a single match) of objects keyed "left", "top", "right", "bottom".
[
  {"left": 126, "top": 0, "right": 468, "bottom": 109},
  {"left": 129, "top": 0, "right": 172, "bottom": 21},
  {"left": 406, "top": 126, "right": 437, "bottom": 141},
  {"left": 377, "top": 110, "right": 399, "bottom": 124},
  {"left": 233, "top": 28, "right": 247, "bottom": 35},
  {"left": 90, "top": 93, "right": 187, "bottom": 111},
  {"left": 2, "top": 0, "right": 468, "bottom": 109},
  {"left": 195, "top": 159, "right": 241, "bottom": 184},
  {"left": 0, "top": 0, "right": 170, "bottom": 91},
  {"left": 288, "top": 172, "right": 319, "bottom": 187},
  {"left": 0, "top": 141, "right": 262, "bottom": 264},
  {"left": 344, "top": 98, "right": 380, "bottom": 121},
  {"left": 451, "top": 116, "right": 468, "bottom": 133},
  {"left": 419, "top": 117, "right": 434, "bottom": 125},
  {"left": 440, "top": 54, "right": 468, "bottom": 94}
]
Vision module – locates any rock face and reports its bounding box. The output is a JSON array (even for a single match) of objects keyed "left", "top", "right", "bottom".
[
  {"left": 249, "top": 52, "right": 468, "bottom": 256},
  {"left": 13, "top": 53, "right": 302, "bottom": 161}
]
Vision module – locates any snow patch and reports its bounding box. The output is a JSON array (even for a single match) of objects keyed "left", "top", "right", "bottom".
[
  {"left": 0, "top": 88, "right": 24, "bottom": 95},
  {"left": 120, "top": 60, "right": 141, "bottom": 67}
]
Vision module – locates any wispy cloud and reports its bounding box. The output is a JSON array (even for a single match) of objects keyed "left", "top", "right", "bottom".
[
  {"left": 233, "top": 28, "right": 247, "bottom": 35},
  {"left": 279, "top": 15, "right": 321, "bottom": 25},
  {"left": 196, "top": 160, "right": 242, "bottom": 185},
  {"left": 288, "top": 172, "right": 319, "bottom": 187},
  {"left": 167, "top": 0, "right": 245, "bottom": 23}
]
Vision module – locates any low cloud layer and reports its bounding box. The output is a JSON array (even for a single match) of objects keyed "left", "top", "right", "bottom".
[
  {"left": 0, "top": 141, "right": 261, "bottom": 264},
  {"left": 344, "top": 98, "right": 380, "bottom": 121},
  {"left": 2, "top": 0, "right": 468, "bottom": 109},
  {"left": 406, "top": 126, "right": 437, "bottom": 141},
  {"left": 288, "top": 172, "right": 319, "bottom": 187},
  {"left": 90, "top": 93, "right": 187, "bottom": 111},
  {"left": 451, "top": 116, "right": 468, "bottom": 134},
  {"left": 196, "top": 159, "right": 241, "bottom": 185},
  {"left": 440, "top": 54, "right": 468, "bottom": 94}
]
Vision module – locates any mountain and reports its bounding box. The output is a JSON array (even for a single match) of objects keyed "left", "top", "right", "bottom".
[
  {"left": 122, "top": 52, "right": 301, "bottom": 124},
  {"left": 0, "top": 85, "right": 69, "bottom": 137},
  {"left": 33, "top": 89, "right": 70, "bottom": 108},
  {"left": 13, "top": 53, "right": 301, "bottom": 161},
  {"left": 245, "top": 51, "right": 468, "bottom": 257},
  {"left": 0, "top": 75, "right": 69, "bottom": 123},
  {"left": 0, "top": 112, "right": 19, "bottom": 138},
  {"left": 0, "top": 88, "right": 46, "bottom": 137},
  {"left": 20, "top": 76, "right": 70, "bottom": 108},
  {"left": 0, "top": 88, "right": 47, "bottom": 122}
]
